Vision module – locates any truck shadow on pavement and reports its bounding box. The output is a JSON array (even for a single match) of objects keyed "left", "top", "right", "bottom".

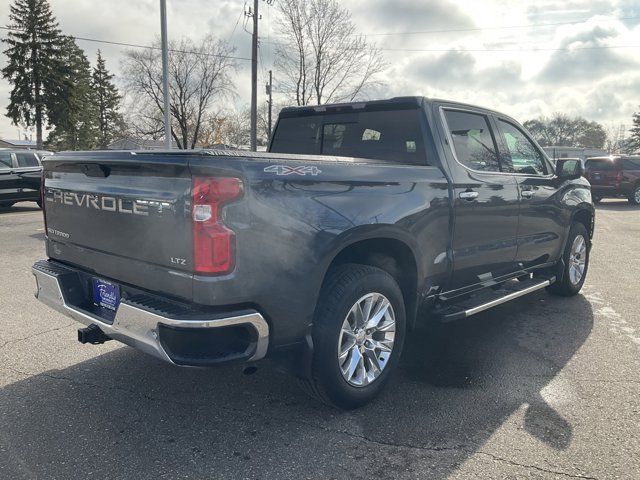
[
  {"left": 0, "top": 291, "right": 593, "bottom": 479},
  {"left": 0, "top": 204, "right": 40, "bottom": 214}
]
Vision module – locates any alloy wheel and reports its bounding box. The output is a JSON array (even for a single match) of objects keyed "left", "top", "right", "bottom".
[
  {"left": 337, "top": 293, "right": 396, "bottom": 387},
  {"left": 568, "top": 235, "right": 587, "bottom": 285}
]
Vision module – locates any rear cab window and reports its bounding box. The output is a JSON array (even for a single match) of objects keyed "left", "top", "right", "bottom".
[
  {"left": 622, "top": 158, "right": 640, "bottom": 170},
  {"left": 270, "top": 108, "right": 429, "bottom": 165}
]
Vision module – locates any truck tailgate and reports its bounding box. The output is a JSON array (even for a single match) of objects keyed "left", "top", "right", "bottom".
[{"left": 42, "top": 152, "right": 194, "bottom": 299}]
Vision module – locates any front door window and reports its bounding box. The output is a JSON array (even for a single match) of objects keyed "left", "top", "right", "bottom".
[{"left": 498, "top": 120, "right": 547, "bottom": 175}]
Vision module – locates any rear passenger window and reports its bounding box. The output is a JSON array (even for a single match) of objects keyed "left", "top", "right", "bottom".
[
  {"left": 623, "top": 159, "right": 640, "bottom": 169},
  {"left": 585, "top": 159, "right": 616, "bottom": 171},
  {"left": 15, "top": 152, "right": 40, "bottom": 168},
  {"left": 444, "top": 110, "right": 500, "bottom": 172},
  {"left": 498, "top": 120, "right": 547, "bottom": 175}
]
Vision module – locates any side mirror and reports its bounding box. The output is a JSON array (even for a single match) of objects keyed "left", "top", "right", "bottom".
[{"left": 555, "top": 159, "right": 584, "bottom": 179}]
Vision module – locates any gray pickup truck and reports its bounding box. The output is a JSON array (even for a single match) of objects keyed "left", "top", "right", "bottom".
[{"left": 32, "top": 97, "right": 594, "bottom": 408}]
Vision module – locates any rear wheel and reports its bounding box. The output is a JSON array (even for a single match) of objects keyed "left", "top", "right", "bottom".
[
  {"left": 628, "top": 185, "right": 640, "bottom": 205},
  {"left": 299, "top": 264, "right": 406, "bottom": 409},
  {"left": 548, "top": 222, "right": 590, "bottom": 297}
]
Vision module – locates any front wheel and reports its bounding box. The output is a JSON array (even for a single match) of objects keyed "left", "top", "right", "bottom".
[
  {"left": 299, "top": 264, "right": 406, "bottom": 409},
  {"left": 629, "top": 185, "right": 640, "bottom": 205},
  {"left": 548, "top": 222, "right": 590, "bottom": 297}
]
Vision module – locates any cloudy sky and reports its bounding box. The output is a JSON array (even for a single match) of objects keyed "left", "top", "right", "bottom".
[{"left": 0, "top": 0, "right": 639, "bottom": 141}]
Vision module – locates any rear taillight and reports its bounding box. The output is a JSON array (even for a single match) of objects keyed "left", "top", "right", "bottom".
[
  {"left": 192, "top": 177, "right": 243, "bottom": 275},
  {"left": 41, "top": 169, "right": 48, "bottom": 236}
]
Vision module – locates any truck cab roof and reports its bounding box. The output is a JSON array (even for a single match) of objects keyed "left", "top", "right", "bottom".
[{"left": 278, "top": 96, "right": 511, "bottom": 120}]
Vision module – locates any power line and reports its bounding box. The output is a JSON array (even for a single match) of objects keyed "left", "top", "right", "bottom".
[
  {"left": 0, "top": 25, "right": 252, "bottom": 61},
  {"left": 263, "top": 37, "right": 640, "bottom": 53},
  {"left": 227, "top": 1, "right": 247, "bottom": 41},
  {"left": 360, "top": 15, "right": 640, "bottom": 37},
  {"left": 378, "top": 44, "right": 640, "bottom": 53},
  {"left": 3, "top": 12, "right": 639, "bottom": 60}
]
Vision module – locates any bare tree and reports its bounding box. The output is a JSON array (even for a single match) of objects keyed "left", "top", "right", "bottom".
[
  {"left": 275, "top": 0, "right": 385, "bottom": 106},
  {"left": 523, "top": 114, "right": 607, "bottom": 149},
  {"left": 603, "top": 124, "right": 626, "bottom": 154},
  {"left": 218, "top": 109, "right": 251, "bottom": 148},
  {"left": 121, "top": 35, "right": 237, "bottom": 149},
  {"left": 629, "top": 108, "right": 640, "bottom": 154}
]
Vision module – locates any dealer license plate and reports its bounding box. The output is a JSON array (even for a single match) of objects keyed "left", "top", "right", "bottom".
[{"left": 92, "top": 278, "right": 121, "bottom": 311}]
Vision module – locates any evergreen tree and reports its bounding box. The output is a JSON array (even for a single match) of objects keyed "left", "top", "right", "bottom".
[
  {"left": 628, "top": 109, "right": 640, "bottom": 154},
  {"left": 45, "top": 37, "right": 98, "bottom": 150},
  {"left": 2, "top": 0, "right": 64, "bottom": 149},
  {"left": 92, "top": 50, "right": 124, "bottom": 149}
]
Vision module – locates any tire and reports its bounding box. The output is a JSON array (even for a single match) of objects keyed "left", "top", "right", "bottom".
[
  {"left": 548, "top": 222, "right": 590, "bottom": 297},
  {"left": 628, "top": 185, "right": 640, "bottom": 205},
  {"left": 299, "top": 264, "right": 406, "bottom": 409}
]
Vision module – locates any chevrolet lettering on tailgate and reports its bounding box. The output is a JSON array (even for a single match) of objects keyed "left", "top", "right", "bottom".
[{"left": 45, "top": 188, "right": 174, "bottom": 216}]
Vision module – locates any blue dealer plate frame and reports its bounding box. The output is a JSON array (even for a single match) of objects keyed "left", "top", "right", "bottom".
[{"left": 92, "top": 278, "right": 121, "bottom": 312}]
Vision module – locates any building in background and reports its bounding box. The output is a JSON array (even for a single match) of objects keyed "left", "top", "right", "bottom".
[
  {"left": 107, "top": 137, "right": 169, "bottom": 150},
  {"left": 543, "top": 146, "right": 607, "bottom": 161},
  {"left": 0, "top": 138, "right": 37, "bottom": 150}
]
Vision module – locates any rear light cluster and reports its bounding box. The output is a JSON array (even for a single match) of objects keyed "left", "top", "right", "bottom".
[
  {"left": 41, "top": 169, "right": 48, "bottom": 236},
  {"left": 192, "top": 177, "right": 243, "bottom": 275}
]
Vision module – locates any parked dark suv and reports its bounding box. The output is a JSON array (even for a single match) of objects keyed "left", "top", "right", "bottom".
[
  {"left": 585, "top": 155, "right": 640, "bottom": 205},
  {"left": 0, "top": 149, "right": 48, "bottom": 208}
]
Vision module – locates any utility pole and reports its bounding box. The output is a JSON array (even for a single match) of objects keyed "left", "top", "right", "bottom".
[
  {"left": 160, "top": 0, "right": 171, "bottom": 149},
  {"left": 249, "top": 0, "right": 259, "bottom": 151},
  {"left": 266, "top": 70, "right": 273, "bottom": 140}
]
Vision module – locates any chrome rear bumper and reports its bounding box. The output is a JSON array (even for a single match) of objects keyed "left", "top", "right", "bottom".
[{"left": 32, "top": 261, "right": 269, "bottom": 365}]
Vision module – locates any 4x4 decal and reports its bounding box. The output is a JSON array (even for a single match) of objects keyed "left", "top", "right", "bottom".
[{"left": 264, "top": 165, "right": 322, "bottom": 176}]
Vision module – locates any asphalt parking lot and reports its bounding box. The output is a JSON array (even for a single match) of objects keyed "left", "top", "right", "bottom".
[{"left": 0, "top": 201, "right": 638, "bottom": 480}]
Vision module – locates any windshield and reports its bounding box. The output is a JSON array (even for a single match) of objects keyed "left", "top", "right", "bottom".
[{"left": 270, "top": 108, "right": 428, "bottom": 165}]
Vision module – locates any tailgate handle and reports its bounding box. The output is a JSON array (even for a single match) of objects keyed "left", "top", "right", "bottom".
[{"left": 82, "top": 163, "right": 111, "bottom": 178}]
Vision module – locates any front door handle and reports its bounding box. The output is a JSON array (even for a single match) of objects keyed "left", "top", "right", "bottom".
[
  {"left": 459, "top": 190, "right": 479, "bottom": 200},
  {"left": 521, "top": 190, "right": 534, "bottom": 199}
]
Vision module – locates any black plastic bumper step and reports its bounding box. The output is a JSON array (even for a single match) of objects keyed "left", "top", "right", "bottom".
[{"left": 435, "top": 276, "right": 555, "bottom": 322}]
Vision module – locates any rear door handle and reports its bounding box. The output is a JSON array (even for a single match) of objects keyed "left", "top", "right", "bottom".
[
  {"left": 459, "top": 191, "right": 479, "bottom": 200},
  {"left": 521, "top": 190, "right": 534, "bottom": 199}
]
